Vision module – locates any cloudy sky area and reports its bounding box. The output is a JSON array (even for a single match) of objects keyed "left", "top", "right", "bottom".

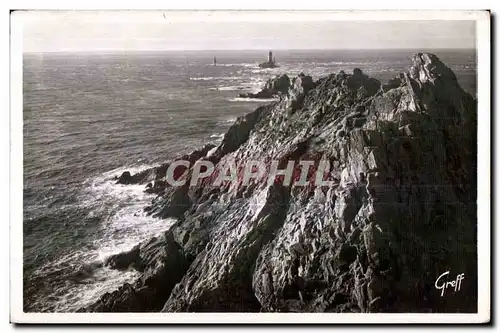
[{"left": 19, "top": 11, "right": 476, "bottom": 52}]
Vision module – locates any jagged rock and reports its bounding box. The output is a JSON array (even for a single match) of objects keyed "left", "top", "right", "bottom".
[
  {"left": 104, "top": 245, "right": 141, "bottom": 270},
  {"left": 382, "top": 74, "right": 405, "bottom": 92},
  {"left": 116, "top": 171, "right": 132, "bottom": 184},
  {"left": 85, "top": 53, "right": 477, "bottom": 313},
  {"left": 143, "top": 177, "right": 195, "bottom": 220},
  {"left": 214, "top": 105, "right": 268, "bottom": 158},
  {"left": 144, "top": 180, "right": 167, "bottom": 195},
  {"left": 163, "top": 183, "right": 291, "bottom": 312},
  {"left": 264, "top": 74, "right": 291, "bottom": 94},
  {"left": 287, "top": 73, "right": 316, "bottom": 111}
]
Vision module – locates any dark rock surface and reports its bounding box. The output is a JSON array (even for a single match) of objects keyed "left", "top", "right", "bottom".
[
  {"left": 116, "top": 171, "right": 133, "bottom": 184},
  {"left": 84, "top": 53, "right": 477, "bottom": 313}
]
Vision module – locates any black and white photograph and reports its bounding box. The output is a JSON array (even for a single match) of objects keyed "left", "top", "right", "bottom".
[{"left": 10, "top": 9, "right": 491, "bottom": 324}]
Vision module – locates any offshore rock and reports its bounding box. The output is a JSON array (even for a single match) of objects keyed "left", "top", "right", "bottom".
[
  {"left": 86, "top": 53, "right": 477, "bottom": 313},
  {"left": 116, "top": 171, "right": 134, "bottom": 184}
]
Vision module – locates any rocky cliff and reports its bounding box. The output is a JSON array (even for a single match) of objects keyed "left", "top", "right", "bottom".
[{"left": 84, "top": 53, "right": 477, "bottom": 313}]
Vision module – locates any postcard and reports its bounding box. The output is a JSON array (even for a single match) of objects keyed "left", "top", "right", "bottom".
[{"left": 10, "top": 9, "right": 491, "bottom": 324}]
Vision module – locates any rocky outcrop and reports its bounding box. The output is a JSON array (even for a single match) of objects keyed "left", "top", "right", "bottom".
[
  {"left": 86, "top": 53, "right": 477, "bottom": 313},
  {"left": 239, "top": 74, "right": 291, "bottom": 99},
  {"left": 114, "top": 144, "right": 216, "bottom": 187}
]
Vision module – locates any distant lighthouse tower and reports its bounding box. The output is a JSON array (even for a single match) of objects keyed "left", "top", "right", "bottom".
[{"left": 259, "top": 50, "right": 279, "bottom": 68}]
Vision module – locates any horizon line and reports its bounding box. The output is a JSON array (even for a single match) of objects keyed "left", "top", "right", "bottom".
[{"left": 23, "top": 47, "right": 477, "bottom": 54}]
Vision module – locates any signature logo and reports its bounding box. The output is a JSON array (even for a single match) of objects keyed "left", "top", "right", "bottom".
[{"left": 434, "top": 271, "right": 465, "bottom": 297}]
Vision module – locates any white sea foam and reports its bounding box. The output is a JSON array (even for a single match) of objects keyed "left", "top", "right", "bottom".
[
  {"left": 219, "top": 86, "right": 244, "bottom": 91},
  {"left": 250, "top": 68, "right": 280, "bottom": 74},
  {"left": 33, "top": 164, "right": 176, "bottom": 311},
  {"left": 220, "top": 117, "right": 237, "bottom": 125},
  {"left": 55, "top": 266, "right": 140, "bottom": 312},
  {"left": 209, "top": 79, "right": 265, "bottom": 92},
  {"left": 208, "top": 85, "right": 245, "bottom": 91},
  {"left": 190, "top": 77, "right": 216, "bottom": 81},
  {"left": 206, "top": 63, "right": 257, "bottom": 68},
  {"left": 84, "top": 165, "right": 175, "bottom": 260},
  {"left": 227, "top": 97, "right": 278, "bottom": 103},
  {"left": 189, "top": 76, "right": 245, "bottom": 81},
  {"left": 209, "top": 133, "right": 225, "bottom": 142},
  {"left": 305, "top": 61, "right": 368, "bottom": 66}
]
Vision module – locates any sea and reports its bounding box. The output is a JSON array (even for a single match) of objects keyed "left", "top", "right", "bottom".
[{"left": 23, "top": 49, "right": 477, "bottom": 312}]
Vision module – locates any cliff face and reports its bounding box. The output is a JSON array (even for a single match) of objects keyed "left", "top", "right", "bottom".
[{"left": 85, "top": 53, "right": 477, "bottom": 313}]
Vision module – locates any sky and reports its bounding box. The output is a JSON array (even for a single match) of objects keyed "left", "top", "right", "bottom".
[{"left": 18, "top": 11, "right": 477, "bottom": 52}]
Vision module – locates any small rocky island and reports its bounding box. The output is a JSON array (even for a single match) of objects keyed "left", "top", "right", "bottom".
[
  {"left": 86, "top": 53, "right": 477, "bottom": 313},
  {"left": 259, "top": 50, "right": 279, "bottom": 68}
]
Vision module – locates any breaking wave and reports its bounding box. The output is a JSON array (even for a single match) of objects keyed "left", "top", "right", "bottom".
[
  {"left": 227, "top": 97, "right": 278, "bottom": 103},
  {"left": 28, "top": 164, "right": 176, "bottom": 312},
  {"left": 209, "top": 133, "right": 225, "bottom": 142},
  {"left": 209, "top": 86, "right": 244, "bottom": 91},
  {"left": 189, "top": 76, "right": 245, "bottom": 81},
  {"left": 206, "top": 63, "right": 257, "bottom": 68}
]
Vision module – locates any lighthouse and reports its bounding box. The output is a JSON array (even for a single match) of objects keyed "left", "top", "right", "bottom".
[{"left": 259, "top": 50, "right": 279, "bottom": 68}]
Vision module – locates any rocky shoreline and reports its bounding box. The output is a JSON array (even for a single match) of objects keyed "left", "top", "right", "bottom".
[{"left": 83, "top": 53, "right": 477, "bottom": 313}]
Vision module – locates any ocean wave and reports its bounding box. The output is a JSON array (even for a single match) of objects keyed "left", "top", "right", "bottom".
[
  {"left": 190, "top": 77, "right": 216, "bottom": 81},
  {"left": 209, "top": 86, "right": 245, "bottom": 91},
  {"left": 206, "top": 63, "right": 257, "bottom": 68},
  {"left": 209, "top": 78, "right": 265, "bottom": 92},
  {"left": 83, "top": 165, "right": 175, "bottom": 261},
  {"left": 59, "top": 266, "right": 139, "bottom": 312},
  {"left": 227, "top": 97, "right": 278, "bottom": 103},
  {"left": 189, "top": 76, "right": 245, "bottom": 81},
  {"left": 29, "top": 164, "right": 176, "bottom": 312},
  {"left": 309, "top": 61, "right": 369, "bottom": 66},
  {"left": 217, "top": 117, "right": 237, "bottom": 125},
  {"left": 209, "top": 133, "right": 225, "bottom": 141},
  {"left": 250, "top": 68, "right": 280, "bottom": 74},
  {"left": 28, "top": 243, "right": 141, "bottom": 312}
]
